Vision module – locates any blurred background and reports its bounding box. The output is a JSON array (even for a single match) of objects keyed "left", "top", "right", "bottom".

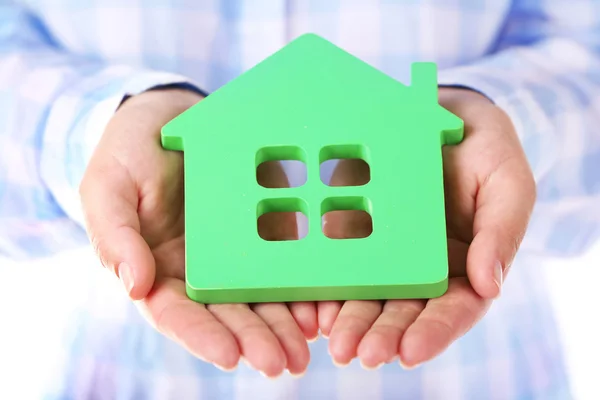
[{"left": 1, "top": 240, "right": 599, "bottom": 399}]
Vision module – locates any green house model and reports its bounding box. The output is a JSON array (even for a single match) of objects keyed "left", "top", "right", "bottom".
[{"left": 161, "top": 33, "right": 463, "bottom": 304}]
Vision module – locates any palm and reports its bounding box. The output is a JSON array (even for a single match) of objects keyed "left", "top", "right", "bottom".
[
  {"left": 319, "top": 88, "right": 535, "bottom": 369},
  {"left": 137, "top": 145, "right": 186, "bottom": 279},
  {"left": 315, "top": 157, "right": 485, "bottom": 369},
  {"left": 141, "top": 142, "right": 320, "bottom": 376},
  {"left": 81, "top": 90, "right": 318, "bottom": 377},
  {"left": 443, "top": 140, "right": 478, "bottom": 281}
]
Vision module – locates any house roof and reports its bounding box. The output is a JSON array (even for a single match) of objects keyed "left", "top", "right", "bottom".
[{"left": 161, "top": 33, "right": 463, "bottom": 151}]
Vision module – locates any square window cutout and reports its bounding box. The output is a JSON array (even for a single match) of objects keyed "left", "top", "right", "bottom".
[
  {"left": 321, "top": 196, "right": 373, "bottom": 239},
  {"left": 320, "top": 144, "right": 371, "bottom": 186},
  {"left": 256, "top": 146, "right": 307, "bottom": 188},
  {"left": 257, "top": 198, "right": 309, "bottom": 241}
]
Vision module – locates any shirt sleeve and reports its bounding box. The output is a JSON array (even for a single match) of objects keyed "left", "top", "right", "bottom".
[
  {"left": 438, "top": 0, "right": 600, "bottom": 257},
  {"left": 0, "top": 5, "right": 204, "bottom": 260}
]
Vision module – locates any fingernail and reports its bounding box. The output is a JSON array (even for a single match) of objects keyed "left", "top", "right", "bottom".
[
  {"left": 118, "top": 263, "right": 134, "bottom": 294},
  {"left": 332, "top": 359, "right": 350, "bottom": 368},
  {"left": 242, "top": 357, "right": 277, "bottom": 379},
  {"left": 399, "top": 359, "right": 421, "bottom": 370},
  {"left": 307, "top": 335, "right": 319, "bottom": 343},
  {"left": 494, "top": 260, "right": 503, "bottom": 297},
  {"left": 260, "top": 370, "right": 283, "bottom": 379},
  {"left": 240, "top": 356, "right": 252, "bottom": 369},
  {"left": 387, "top": 355, "right": 399, "bottom": 364},
  {"left": 214, "top": 363, "right": 237, "bottom": 372},
  {"left": 359, "top": 360, "right": 383, "bottom": 371},
  {"left": 287, "top": 369, "right": 306, "bottom": 378}
]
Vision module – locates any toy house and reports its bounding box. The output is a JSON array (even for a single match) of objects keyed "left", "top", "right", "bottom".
[{"left": 161, "top": 33, "right": 463, "bottom": 304}]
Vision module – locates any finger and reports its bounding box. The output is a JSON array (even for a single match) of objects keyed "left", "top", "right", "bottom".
[
  {"left": 327, "top": 301, "right": 382, "bottom": 366},
  {"left": 207, "top": 303, "right": 287, "bottom": 377},
  {"left": 319, "top": 158, "right": 379, "bottom": 350},
  {"left": 469, "top": 158, "right": 535, "bottom": 298},
  {"left": 80, "top": 158, "right": 155, "bottom": 300},
  {"left": 288, "top": 302, "right": 319, "bottom": 341},
  {"left": 317, "top": 301, "right": 344, "bottom": 338},
  {"left": 252, "top": 303, "right": 311, "bottom": 376},
  {"left": 399, "top": 278, "right": 491, "bottom": 368},
  {"left": 356, "top": 299, "right": 425, "bottom": 369},
  {"left": 138, "top": 277, "right": 240, "bottom": 371}
]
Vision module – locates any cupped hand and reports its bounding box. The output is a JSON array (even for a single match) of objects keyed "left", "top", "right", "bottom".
[
  {"left": 318, "top": 87, "right": 536, "bottom": 369},
  {"left": 79, "top": 88, "right": 318, "bottom": 377}
]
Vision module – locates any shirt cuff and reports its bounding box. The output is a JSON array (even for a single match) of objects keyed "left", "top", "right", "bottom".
[
  {"left": 437, "top": 65, "right": 557, "bottom": 183},
  {"left": 40, "top": 66, "right": 206, "bottom": 228},
  {"left": 437, "top": 65, "right": 554, "bottom": 140}
]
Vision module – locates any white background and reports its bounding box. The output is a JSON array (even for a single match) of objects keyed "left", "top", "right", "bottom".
[{"left": 1, "top": 242, "right": 599, "bottom": 400}]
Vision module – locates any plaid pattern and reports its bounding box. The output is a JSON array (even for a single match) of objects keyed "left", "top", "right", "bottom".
[{"left": 1, "top": 0, "right": 600, "bottom": 398}]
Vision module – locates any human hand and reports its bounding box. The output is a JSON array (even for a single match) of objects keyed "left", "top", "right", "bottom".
[
  {"left": 79, "top": 88, "right": 317, "bottom": 377},
  {"left": 318, "top": 87, "right": 536, "bottom": 369}
]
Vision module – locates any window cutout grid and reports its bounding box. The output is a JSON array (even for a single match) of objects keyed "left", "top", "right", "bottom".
[
  {"left": 256, "top": 145, "right": 307, "bottom": 188},
  {"left": 257, "top": 197, "right": 308, "bottom": 241},
  {"left": 321, "top": 196, "right": 373, "bottom": 239},
  {"left": 319, "top": 144, "right": 371, "bottom": 187}
]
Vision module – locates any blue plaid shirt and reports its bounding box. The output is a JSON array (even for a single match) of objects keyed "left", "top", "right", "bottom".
[{"left": 2, "top": 1, "right": 600, "bottom": 399}]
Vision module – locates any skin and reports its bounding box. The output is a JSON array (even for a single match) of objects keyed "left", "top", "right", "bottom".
[
  {"left": 320, "top": 87, "right": 536, "bottom": 369},
  {"left": 79, "top": 86, "right": 536, "bottom": 377}
]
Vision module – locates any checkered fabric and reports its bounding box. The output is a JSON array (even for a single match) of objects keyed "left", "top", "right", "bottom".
[{"left": 2, "top": 1, "right": 600, "bottom": 398}]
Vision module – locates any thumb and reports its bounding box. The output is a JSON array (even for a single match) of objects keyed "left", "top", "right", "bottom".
[
  {"left": 80, "top": 160, "right": 156, "bottom": 300},
  {"left": 467, "top": 161, "right": 536, "bottom": 299}
]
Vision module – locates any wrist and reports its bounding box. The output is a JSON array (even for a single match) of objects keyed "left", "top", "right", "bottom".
[
  {"left": 437, "top": 86, "right": 518, "bottom": 142},
  {"left": 439, "top": 86, "right": 493, "bottom": 105},
  {"left": 121, "top": 86, "right": 204, "bottom": 112},
  {"left": 105, "top": 87, "right": 204, "bottom": 143}
]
